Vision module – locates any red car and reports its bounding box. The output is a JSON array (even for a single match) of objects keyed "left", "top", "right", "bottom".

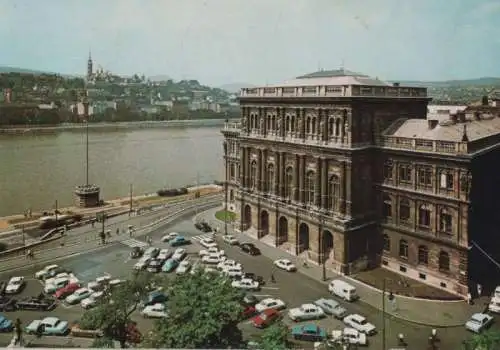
[
  {"left": 54, "top": 282, "right": 81, "bottom": 299},
  {"left": 251, "top": 308, "right": 281, "bottom": 328},
  {"left": 242, "top": 305, "right": 257, "bottom": 319}
]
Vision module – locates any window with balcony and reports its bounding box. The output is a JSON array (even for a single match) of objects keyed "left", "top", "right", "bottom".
[
  {"left": 439, "top": 251, "right": 450, "bottom": 271},
  {"left": 383, "top": 234, "right": 390, "bottom": 252},
  {"left": 383, "top": 161, "right": 393, "bottom": 180},
  {"left": 335, "top": 119, "right": 341, "bottom": 136},
  {"left": 399, "top": 240, "right": 408, "bottom": 259},
  {"left": 418, "top": 204, "right": 431, "bottom": 228},
  {"left": 398, "top": 164, "right": 412, "bottom": 183},
  {"left": 399, "top": 198, "right": 411, "bottom": 224},
  {"left": 328, "top": 175, "right": 340, "bottom": 211},
  {"left": 284, "top": 167, "right": 293, "bottom": 199},
  {"left": 440, "top": 171, "right": 454, "bottom": 190},
  {"left": 229, "top": 164, "right": 235, "bottom": 180},
  {"left": 267, "top": 164, "right": 275, "bottom": 194},
  {"left": 418, "top": 167, "right": 432, "bottom": 186},
  {"left": 382, "top": 195, "right": 392, "bottom": 221},
  {"left": 250, "top": 161, "right": 257, "bottom": 190},
  {"left": 418, "top": 245, "right": 428, "bottom": 265},
  {"left": 305, "top": 171, "right": 315, "bottom": 205},
  {"left": 439, "top": 208, "right": 453, "bottom": 233}
]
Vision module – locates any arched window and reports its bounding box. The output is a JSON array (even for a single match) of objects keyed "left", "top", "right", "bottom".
[
  {"left": 306, "top": 117, "right": 311, "bottom": 134},
  {"left": 335, "top": 119, "right": 341, "bottom": 136},
  {"left": 439, "top": 251, "right": 450, "bottom": 271},
  {"left": 311, "top": 118, "right": 317, "bottom": 135},
  {"left": 250, "top": 161, "right": 257, "bottom": 190},
  {"left": 267, "top": 164, "right": 275, "bottom": 194},
  {"left": 399, "top": 239, "right": 408, "bottom": 258},
  {"left": 418, "top": 245, "right": 428, "bottom": 265},
  {"left": 328, "top": 175, "right": 340, "bottom": 211},
  {"left": 291, "top": 115, "right": 296, "bottom": 132},
  {"left": 439, "top": 208, "right": 453, "bottom": 233},
  {"left": 382, "top": 195, "right": 392, "bottom": 221},
  {"left": 383, "top": 234, "right": 390, "bottom": 252},
  {"left": 285, "top": 115, "right": 291, "bottom": 132},
  {"left": 284, "top": 167, "right": 293, "bottom": 199},
  {"left": 328, "top": 118, "right": 334, "bottom": 137},
  {"left": 305, "top": 171, "right": 315, "bottom": 205},
  {"left": 418, "top": 204, "right": 431, "bottom": 228},
  {"left": 399, "top": 198, "right": 411, "bottom": 225}
]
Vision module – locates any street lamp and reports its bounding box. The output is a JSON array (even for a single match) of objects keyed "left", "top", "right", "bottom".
[{"left": 223, "top": 139, "right": 228, "bottom": 236}]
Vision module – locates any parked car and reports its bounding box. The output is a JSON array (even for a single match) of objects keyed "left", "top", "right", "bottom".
[
  {"left": 162, "top": 258, "right": 179, "bottom": 272},
  {"left": 200, "top": 238, "right": 218, "bottom": 249},
  {"left": 35, "top": 264, "right": 60, "bottom": 280},
  {"left": 288, "top": 303, "right": 325, "bottom": 322},
  {"left": 202, "top": 254, "right": 225, "bottom": 265},
  {"left": 240, "top": 243, "right": 261, "bottom": 256},
  {"left": 489, "top": 297, "right": 500, "bottom": 313},
  {"left": 17, "top": 295, "right": 57, "bottom": 311},
  {"left": 142, "top": 291, "right": 168, "bottom": 307},
  {"left": 328, "top": 280, "right": 359, "bottom": 302},
  {"left": 172, "top": 248, "right": 187, "bottom": 261},
  {"left": 273, "top": 259, "right": 297, "bottom": 272},
  {"left": 199, "top": 247, "right": 225, "bottom": 258},
  {"left": 161, "top": 232, "right": 179, "bottom": 242},
  {"left": 313, "top": 298, "right": 347, "bottom": 319},
  {"left": 65, "top": 288, "right": 91, "bottom": 305},
  {"left": 0, "top": 315, "right": 13, "bottom": 332},
  {"left": 147, "top": 260, "right": 163, "bottom": 273},
  {"left": 217, "top": 259, "right": 241, "bottom": 271},
  {"left": 343, "top": 314, "right": 377, "bottom": 336},
  {"left": 0, "top": 297, "right": 17, "bottom": 311},
  {"left": 242, "top": 294, "right": 259, "bottom": 307},
  {"left": 330, "top": 328, "right": 368, "bottom": 346},
  {"left": 465, "top": 313, "right": 494, "bottom": 333},
  {"left": 134, "top": 257, "right": 152, "bottom": 270},
  {"left": 55, "top": 283, "right": 81, "bottom": 299},
  {"left": 195, "top": 222, "right": 212, "bottom": 232},
  {"left": 143, "top": 247, "right": 160, "bottom": 259},
  {"left": 255, "top": 298, "right": 287, "bottom": 313},
  {"left": 141, "top": 303, "right": 168, "bottom": 318},
  {"left": 241, "top": 305, "right": 257, "bottom": 319},
  {"left": 45, "top": 275, "right": 78, "bottom": 294},
  {"left": 231, "top": 278, "right": 260, "bottom": 291},
  {"left": 157, "top": 249, "right": 172, "bottom": 262},
  {"left": 223, "top": 266, "right": 244, "bottom": 279},
  {"left": 5, "top": 277, "right": 25, "bottom": 294},
  {"left": 251, "top": 308, "right": 282, "bottom": 328},
  {"left": 175, "top": 261, "right": 191, "bottom": 275},
  {"left": 290, "top": 323, "right": 327, "bottom": 342},
  {"left": 25, "top": 317, "right": 69, "bottom": 336},
  {"left": 242, "top": 273, "right": 265, "bottom": 285},
  {"left": 170, "top": 236, "right": 191, "bottom": 247},
  {"left": 130, "top": 247, "right": 144, "bottom": 259},
  {"left": 81, "top": 291, "right": 105, "bottom": 309},
  {"left": 222, "top": 235, "right": 239, "bottom": 245}
]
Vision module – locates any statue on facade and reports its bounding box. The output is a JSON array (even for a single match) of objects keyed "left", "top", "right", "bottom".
[
  {"left": 319, "top": 119, "right": 325, "bottom": 139},
  {"left": 297, "top": 117, "right": 303, "bottom": 136}
]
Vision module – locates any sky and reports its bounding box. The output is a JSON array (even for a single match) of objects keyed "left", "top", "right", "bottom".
[{"left": 0, "top": 0, "right": 499, "bottom": 86}]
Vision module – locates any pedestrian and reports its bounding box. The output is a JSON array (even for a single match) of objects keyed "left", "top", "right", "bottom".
[
  {"left": 467, "top": 292, "right": 473, "bottom": 305},
  {"left": 398, "top": 333, "right": 405, "bottom": 346},
  {"left": 270, "top": 272, "right": 276, "bottom": 283},
  {"left": 477, "top": 284, "right": 483, "bottom": 297}
]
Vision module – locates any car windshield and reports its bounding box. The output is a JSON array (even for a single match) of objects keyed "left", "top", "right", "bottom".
[
  {"left": 357, "top": 319, "right": 367, "bottom": 325},
  {"left": 52, "top": 320, "right": 60, "bottom": 327}
]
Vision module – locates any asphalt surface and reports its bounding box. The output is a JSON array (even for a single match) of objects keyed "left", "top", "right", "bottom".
[{"left": 0, "top": 213, "right": 483, "bottom": 349}]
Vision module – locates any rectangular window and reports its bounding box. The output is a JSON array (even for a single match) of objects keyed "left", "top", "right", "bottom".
[
  {"left": 418, "top": 207, "right": 431, "bottom": 227},
  {"left": 398, "top": 165, "right": 412, "bottom": 183},
  {"left": 418, "top": 167, "right": 432, "bottom": 186},
  {"left": 440, "top": 212, "right": 453, "bottom": 233},
  {"left": 419, "top": 273, "right": 426, "bottom": 280},
  {"left": 399, "top": 266, "right": 407, "bottom": 273},
  {"left": 440, "top": 172, "right": 454, "bottom": 190},
  {"left": 383, "top": 163, "right": 393, "bottom": 180}
]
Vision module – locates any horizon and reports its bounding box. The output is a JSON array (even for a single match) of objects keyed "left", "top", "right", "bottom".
[{"left": 1, "top": 0, "right": 499, "bottom": 86}]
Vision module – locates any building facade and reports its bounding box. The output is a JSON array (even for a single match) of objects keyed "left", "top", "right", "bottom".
[{"left": 221, "top": 69, "right": 500, "bottom": 297}]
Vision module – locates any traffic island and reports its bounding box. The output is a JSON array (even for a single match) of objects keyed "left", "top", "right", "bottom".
[{"left": 215, "top": 210, "right": 237, "bottom": 222}]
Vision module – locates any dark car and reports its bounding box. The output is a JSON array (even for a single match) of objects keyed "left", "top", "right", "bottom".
[
  {"left": 17, "top": 295, "right": 57, "bottom": 311},
  {"left": 242, "top": 293, "right": 259, "bottom": 307},
  {"left": 0, "top": 297, "right": 17, "bottom": 311},
  {"left": 130, "top": 247, "right": 144, "bottom": 259},
  {"left": 195, "top": 221, "right": 212, "bottom": 233},
  {"left": 0, "top": 281, "right": 6, "bottom": 294},
  {"left": 146, "top": 260, "right": 162, "bottom": 273},
  {"left": 141, "top": 291, "right": 168, "bottom": 307},
  {"left": 243, "top": 273, "right": 265, "bottom": 285},
  {"left": 240, "top": 243, "right": 261, "bottom": 256}
]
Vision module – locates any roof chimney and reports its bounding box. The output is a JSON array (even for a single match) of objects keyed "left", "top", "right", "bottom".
[
  {"left": 457, "top": 111, "right": 466, "bottom": 123},
  {"left": 428, "top": 119, "right": 439, "bottom": 130},
  {"left": 462, "top": 124, "right": 469, "bottom": 142},
  {"left": 393, "top": 82, "right": 400, "bottom": 87}
]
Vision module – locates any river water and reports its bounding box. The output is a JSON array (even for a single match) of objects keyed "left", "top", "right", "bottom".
[{"left": 0, "top": 124, "right": 223, "bottom": 216}]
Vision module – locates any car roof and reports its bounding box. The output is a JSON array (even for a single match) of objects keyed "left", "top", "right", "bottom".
[
  {"left": 42, "top": 317, "right": 59, "bottom": 324},
  {"left": 349, "top": 313, "right": 364, "bottom": 320},
  {"left": 300, "top": 303, "right": 317, "bottom": 308},
  {"left": 10, "top": 276, "right": 23, "bottom": 281},
  {"left": 302, "top": 323, "right": 319, "bottom": 332},
  {"left": 75, "top": 288, "right": 88, "bottom": 293},
  {"left": 45, "top": 264, "right": 59, "bottom": 269}
]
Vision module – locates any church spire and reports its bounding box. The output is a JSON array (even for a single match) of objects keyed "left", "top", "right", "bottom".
[{"left": 87, "top": 49, "right": 93, "bottom": 81}]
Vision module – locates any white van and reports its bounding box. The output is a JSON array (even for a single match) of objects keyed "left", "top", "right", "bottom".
[{"left": 328, "top": 279, "right": 358, "bottom": 302}]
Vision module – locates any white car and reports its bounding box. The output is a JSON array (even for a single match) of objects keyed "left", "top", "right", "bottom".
[
  {"left": 134, "top": 257, "right": 151, "bottom": 270},
  {"left": 157, "top": 249, "right": 171, "bottom": 261},
  {"left": 81, "top": 291, "right": 104, "bottom": 309},
  {"left": 176, "top": 260, "right": 191, "bottom": 275},
  {"left": 172, "top": 248, "right": 187, "bottom": 261},
  {"left": 108, "top": 279, "right": 124, "bottom": 289},
  {"left": 202, "top": 254, "right": 225, "bottom": 265},
  {"left": 223, "top": 266, "right": 243, "bottom": 279},
  {"left": 255, "top": 298, "right": 287, "bottom": 313},
  {"left": 5, "top": 276, "right": 25, "bottom": 294},
  {"left": 343, "top": 314, "right": 377, "bottom": 336},
  {"left": 489, "top": 297, "right": 500, "bottom": 313},
  {"left": 35, "top": 264, "right": 60, "bottom": 279},
  {"left": 143, "top": 247, "right": 160, "bottom": 258},
  {"left": 330, "top": 328, "right": 367, "bottom": 346},
  {"left": 65, "top": 288, "right": 92, "bottom": 305},
  {"left": 288, "top": 303, "right": 325, "bottom": 321},
  {"left": 141, "top": 303, "right": 168, "bottom": 318},
  {"left": 231, "top": 278, "right": 259, "bottom": 291},
  {"left": 161, "top": 232, "right": 178, "bottom": 242},
  {"left": 465, "top": 313, "right": 494, "bottom": 333},
  {"left": 44, "top": 273, "right": 70, "bottom": 286},
  {"left": 45, "top": 275, "right": 79, "bottom": 294},
  {"left": 199, "top": 247, "right": 225, "bottom": 257},
  {"left": 217, "top": 259, "right": 241, "bottom": 271},
  {"left": 222, "top": 235, "right": 239, "bottom": 245},
  {"left": 273, "top": 259, "right": 297, "bottom": 272},
  {"left": 200, "top": 237, "right": 218, "bottom": 249}
]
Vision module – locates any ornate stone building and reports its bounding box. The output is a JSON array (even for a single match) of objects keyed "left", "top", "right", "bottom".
[{"left": 221, "top": 69, "right": 500, "bottom": 297}]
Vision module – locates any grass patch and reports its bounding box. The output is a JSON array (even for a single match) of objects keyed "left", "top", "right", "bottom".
[{"left": 215, "top": 210, "right": 237, "bottom": 222}]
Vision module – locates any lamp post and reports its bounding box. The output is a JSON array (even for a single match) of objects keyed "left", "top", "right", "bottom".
[{"left": 223, "top": 139, "right": 228, "bottom": 236}]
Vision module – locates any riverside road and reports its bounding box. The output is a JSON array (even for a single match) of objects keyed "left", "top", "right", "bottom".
[{"left": 0, "top": 208, "right": 477, "bottom": 350}]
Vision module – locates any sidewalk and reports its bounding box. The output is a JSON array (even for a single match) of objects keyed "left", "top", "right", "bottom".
[{"left": 200, "top": 207, "right": 484, "bottom": 328}]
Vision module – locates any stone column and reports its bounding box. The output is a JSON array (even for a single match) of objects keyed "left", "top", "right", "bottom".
[
  {"left": 300, "top": 108, "right": 306, "bottom": 141},
  {"left": 339, "top": 160, "right": 346, "bottom": 215},
  {"left": 256, "top": 149, "right": 262, "bottom": 191},
  {"left": 279, "top": 108, "right": 285, "bottom": 138},
  {"left": 242, "top": 147, "right": 248, "bottom": 188},
  {"left": 321, "top": 158, "right": 328, "bottom": 209},
  {"left": 274, "top": 152, "right": 280, "bottom": 197},
  {"left": 294, "top": 154, "right": 300, "bottom": 202},
  {"left": 280, "top": 152, "right": 286, "bottom": 198},
  {"left": 315, "top": 157, "right": 321, "bottom": 207},
  {"left": 299, "top": 155, "right": 306, "bottom": 203},
  {"left": 345, "top": 161, "right": 352, "bottom": 216},
  {"left": 260, "top": 149, "right": 267, "bottom": 192}
]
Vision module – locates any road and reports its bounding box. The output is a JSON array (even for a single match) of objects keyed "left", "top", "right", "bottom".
[{"left": 0, "top": 212, "right": 477, "bottom": 349}]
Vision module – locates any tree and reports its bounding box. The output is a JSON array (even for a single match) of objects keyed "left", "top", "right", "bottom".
[
  {"left": 259, "top": 321, "right": 290, "bottom": 350},
  {"left": 91, "top": 337, "right": 115, "bottom": 348},
  {"left": 80, "top": 272, "right": 157, "bottom": 348},
  {"left": 463, "top": 329, "right": 500, "bottom": 350},
  {"left": 145, "top": 270, "right": 244, "bottom": 348}
]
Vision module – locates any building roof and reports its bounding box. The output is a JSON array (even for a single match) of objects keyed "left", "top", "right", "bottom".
[
  {"left": 264, "top": 69, "right": 392, "bottom": 88},
  {"left": 388, "top": 116, "right": 500, "bottom": 142}
]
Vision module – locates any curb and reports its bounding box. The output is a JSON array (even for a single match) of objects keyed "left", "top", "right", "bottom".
[{"left": 206, "top": 208, "right": 467, "bottom": 328}]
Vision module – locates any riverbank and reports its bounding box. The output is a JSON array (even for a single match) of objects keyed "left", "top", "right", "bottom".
[{"left": 0, "top": 118, "right": 239, "bottom": 134}]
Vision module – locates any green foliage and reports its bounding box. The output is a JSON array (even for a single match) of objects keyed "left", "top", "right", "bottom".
[
  {"left": 463, "top": 329, "right": 500, "bottom": 350},
  {"left": 146, "top": 270, "right": 244, "bottom": 349},
  {"left": 91, "top": 337, "right": 115, "bottom": 348},
  {"left": 259, "top": 321, "right": 290, "bottom": 350}
]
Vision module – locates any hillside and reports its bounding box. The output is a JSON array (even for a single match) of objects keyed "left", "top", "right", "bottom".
[{"left": 0, "top": 66, "right": 53, "bottom": 75}]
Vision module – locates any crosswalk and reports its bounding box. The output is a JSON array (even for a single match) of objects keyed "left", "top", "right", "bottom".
[
  {"left": 191, "top": 233, "right": 215, "bottom": 243},
  {"left": 120, "top": 239, "right": 149, "bottom": 248}
]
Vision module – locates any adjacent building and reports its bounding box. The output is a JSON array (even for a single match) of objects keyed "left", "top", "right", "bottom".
[{"left": 221, "top": 69, "right": 500, "bottom": 297}]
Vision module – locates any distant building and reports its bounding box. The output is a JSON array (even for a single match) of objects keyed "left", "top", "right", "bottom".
[
  {"left": 70, "top": 102, "right": 94, "bottom": 116},
  {"left": 87, "top": 51, "right": 93, "bottom": 81}
]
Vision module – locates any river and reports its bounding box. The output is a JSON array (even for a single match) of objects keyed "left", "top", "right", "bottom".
[{"left": 0, "top": 123, "right": 224, "bottom": 216}]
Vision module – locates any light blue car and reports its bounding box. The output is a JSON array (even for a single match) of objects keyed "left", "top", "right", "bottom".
[
  {"left": 25, "top": 317, "right": 69, "bottom": 336},
  {"left": 0, "top": 315, "right": 13, "bottom": 332},
  {"left": 162, "top": 258, "right": 179, "bottom": 273}
]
